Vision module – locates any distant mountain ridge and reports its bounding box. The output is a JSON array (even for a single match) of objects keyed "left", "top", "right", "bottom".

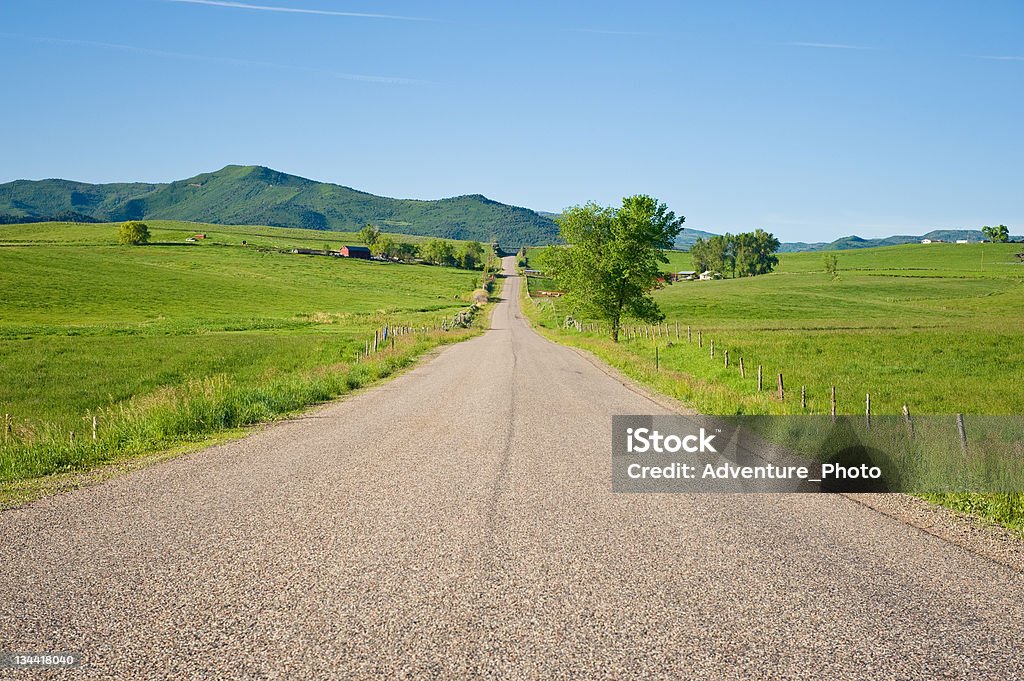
[
  {"left": 3, "top": 168, "right": 1015, "bottom": 249},
  {"left": 674, "top": 228, "right": 1015, "bottom": 252},
  {"left": 0, "top": 165, "right": 559, "bottom": 247},
  {"left": 774, "top": 229, "right": 1014, "bottom": 252}
]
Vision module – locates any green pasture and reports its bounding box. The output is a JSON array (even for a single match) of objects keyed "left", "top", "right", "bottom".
[
  {"left": 0, "top": 221, "right": 482, "bottom": 489},
  {"left": 527, "top": 243, "right": 1023, "bottom": 415}
]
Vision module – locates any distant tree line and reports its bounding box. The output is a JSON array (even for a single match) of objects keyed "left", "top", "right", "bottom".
[
  {"left": 359, "top": 223, "right": 491, "bottom": 270},
  {"left": 0, "top": 211, "right": 100, "bottom": 225},
  {"left": 690, "top": 229, "right": 781, "bottom": 277}
]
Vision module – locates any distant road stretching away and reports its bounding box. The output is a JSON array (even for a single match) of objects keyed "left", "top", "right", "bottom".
[{"left": 1, "top": 257, "right": 1021, "bottom": 678}]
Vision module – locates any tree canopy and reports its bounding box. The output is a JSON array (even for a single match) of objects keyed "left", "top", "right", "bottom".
[
  {"left": 982, "top": 225, "right": 1010, "bottom": 243},
  {"left": 541, "top": 195, "right": 684, "bottom": 342},
  {"left": 420, "top": 239, "right": 457, "bottom": 267},
  {"left": 371, "top": 235, "right": 399, "bottom": 259},
  {"left": 458, "top": 241, "right": 486, "bottom": 270},
  {"left": 691, "top": 230, "right": 780, "bottom": 277},
  {"left": 118, "top": 221, "right": 150, "bottom": 245},
  {"left": 359, "top": 223, "right": 381, "bottom": 247}
]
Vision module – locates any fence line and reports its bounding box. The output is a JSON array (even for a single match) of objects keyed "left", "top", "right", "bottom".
[{"left": 523, "top": 296, "right": 949, "bottom": 424}]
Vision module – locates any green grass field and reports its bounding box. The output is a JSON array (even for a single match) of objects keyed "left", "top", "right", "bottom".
[
  {"left": 524, "top": 242, "right": 1024, "bottom": 532},
  {"left": 0, "top": 221, "right": 484, "bottom": 492},
  {"left": 0, "top": 219, "right": 451, "bottom": 250},
  {"left": 527, "top": 242, "right": 1023, "bottom": 415}
]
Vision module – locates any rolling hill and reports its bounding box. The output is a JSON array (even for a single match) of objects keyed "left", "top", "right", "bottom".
[
  {"left": 674, "top": 228, "right": 1016, "bottom": 252},
  {"left": 0, "top": 165, "right": 559, "bottom": 247},
  {"left": 775, "top": 229, "right": 1008, "bottom": 252}
]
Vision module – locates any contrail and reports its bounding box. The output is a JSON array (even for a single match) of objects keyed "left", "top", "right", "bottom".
[
  {"left": 777, "top": 41, "right": 879, "bottom": 51},
  {"left": 164, "top": 0, "right": 432, "bottom": 22}
]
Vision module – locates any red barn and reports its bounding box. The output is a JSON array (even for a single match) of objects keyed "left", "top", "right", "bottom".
[{"left": 339, "top": 245, "right": 371, "bottom": 259}]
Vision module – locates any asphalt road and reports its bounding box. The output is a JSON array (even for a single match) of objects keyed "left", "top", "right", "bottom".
[{"left": 1, "top": 257, "right": 1022, "bottom": 679}]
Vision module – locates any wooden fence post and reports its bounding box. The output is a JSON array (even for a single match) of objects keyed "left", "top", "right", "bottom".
[
  {"left": 675, "top": 321, "right": 679, "bottom": 340},
  {"left": 903, "top": 404, "right": 915, "bottom": 439},
  {"left": 724, "top": 350, "right": 729, "bottom": 368},
  {"left": 687, "top": 325, "right": 692, "bottom": 342},
  {"left": 3, "top": 413, "right": 9, "bottom": 444},
  {"left": 956, "top": 413, "right": 968, "bottom": 455},
  {"left": 866, "top": 392, "right": 871, "bottom": 429},
  {"left": 698, "top": 330, "right": 703, "bottom": 348},
  {"left": 757, "top": 365, "right": 763, "bottom": 392},
  {"left": 655, "top": 346, "right": 659, "bottom": 370},
  {"left": 801, "top": 385, "right": 806, "bottom": 410},
  {"left": 739, "top": 357, "right": 745, "bottom": 378},
  {"left": 831, "top": 386, "right": 837, "bottom": 421},
  {"left": 710, "top": 339, "right": 715, "bottom": 359},
  {"left": 777, "top": 373, "right": 784, "bottom": 401},
  {"left": 92, "top": 415, "right": 98, "bottom": 442}
]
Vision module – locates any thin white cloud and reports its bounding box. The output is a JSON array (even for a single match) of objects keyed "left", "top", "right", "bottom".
[
  {"left": 567, "top": 28, "right": 660, "bottom": 37},
  {"left": 164, "top": 0, "right": 431, "bottom": 21},
  {"left": 7, "top": 33, "right": 432, "bottom": 84},
  {"left": 969, "top": 54, "right": 1024, "bottom": 61},
  {"left": 777, "top": 41, "right": 880, "bottom": 51}
]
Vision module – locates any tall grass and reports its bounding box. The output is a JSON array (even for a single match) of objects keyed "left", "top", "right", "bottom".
[{"left": 0, "top": 329, "right": 475, "bottom": 484}]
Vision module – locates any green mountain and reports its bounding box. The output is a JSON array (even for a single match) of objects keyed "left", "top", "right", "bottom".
[
  {"left": 0, "top": 165, "right": 559, "bottom": 247},
  {"left": 777, "top": 229, "right": 1006, "bottom": 252},
  {"left": 673, "top": 228, "right": 717, "bottom": 250}
]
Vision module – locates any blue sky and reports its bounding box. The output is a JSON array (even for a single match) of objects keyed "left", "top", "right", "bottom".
[{"left": 2, "top": 0, "right": 1021, "bottom": 241}]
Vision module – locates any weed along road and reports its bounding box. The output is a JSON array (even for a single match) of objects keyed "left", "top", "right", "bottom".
[{"left": 1, "top": 257, "right": 1022, "bottom": 678}]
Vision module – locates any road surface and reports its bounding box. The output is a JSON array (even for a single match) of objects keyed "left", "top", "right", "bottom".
[{"left": 1, "top": 257, "right": 1022, "bottom": 679}]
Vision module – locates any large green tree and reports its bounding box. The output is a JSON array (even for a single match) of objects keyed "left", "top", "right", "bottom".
[
  {"left": 118, "top": 220, "right": 150, "bottom": 245},
  {"left": 421, "top": 238, "right": 456, "bottom": 266},
  {"left": 395, "top": 241, "right": 420, "bottom": 263},
  {"left": 458, "top": 241, "right": 486, "bottom": 270},
  {"left": 982, "top": 224, "right": 1010, "bottom": 243},
  {"left": 359, "top": 223, "right": 381, "bottom": 247},
  {"left": 371, "top": 235, "right": 399, "bottom": 259},
  {"left": 691, "top": 235, "right": 729, "bottom": 275},
  {"left": 542, "top": 195, "right": 684, "bottom": 342}
]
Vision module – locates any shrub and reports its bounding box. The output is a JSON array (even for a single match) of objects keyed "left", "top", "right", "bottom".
[{"left": 118, "top": 221, "right": 150, "bottom": 245}]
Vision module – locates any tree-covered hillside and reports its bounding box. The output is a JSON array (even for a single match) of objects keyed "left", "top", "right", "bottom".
[{"left": 0, "top": 165, "right": 559, "bottom": 247}]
